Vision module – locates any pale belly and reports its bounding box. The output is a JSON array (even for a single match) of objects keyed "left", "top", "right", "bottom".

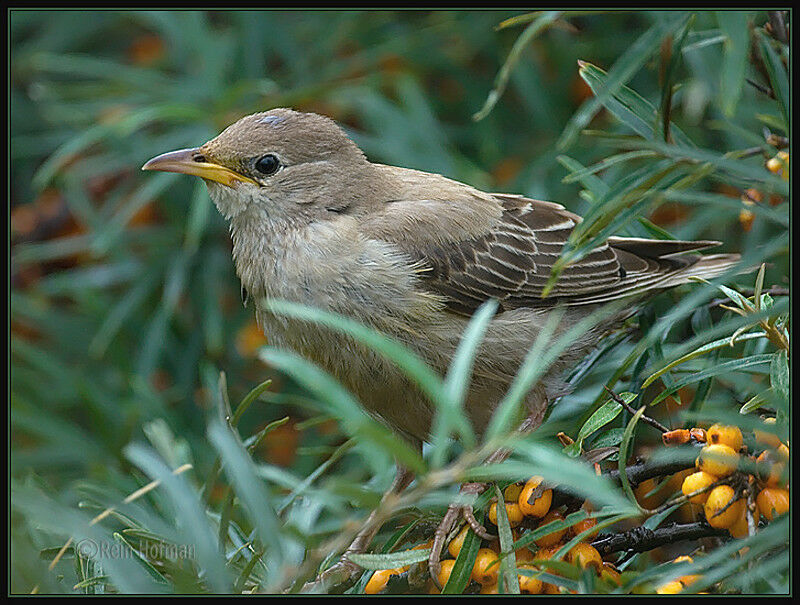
[{"left": 253, "top": 303, "right": 585, "bottom": 444}]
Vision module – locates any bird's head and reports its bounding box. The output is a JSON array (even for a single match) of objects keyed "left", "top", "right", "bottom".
[{"left": 143, "top": 108, "right": 374, "bottom": 221}]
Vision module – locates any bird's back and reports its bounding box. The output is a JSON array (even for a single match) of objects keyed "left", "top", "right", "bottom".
[{"left": 361, "top": 166, "right": 741, "bottom": 316}]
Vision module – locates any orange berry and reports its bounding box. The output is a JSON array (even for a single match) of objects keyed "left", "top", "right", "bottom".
[
  {"left": 662, "top": 428, "right": 691, "bottom": 446},
  {"left": 635, "top": 477, "right": 667, "bottom": 509},
  {"left": 680, "top": 574, "right": 703, "bottom": 587},
  {"left": 739, "top": 206, "right": 755, "bottom": 231},
  {"left": 534, "top": 547, "right": 563, "bottom": 595},
  {"left": 489, "top": 501, "right": 524, "bottom": 527},
  {"left": 756, "top": 450, "right": 787, "bottom": 487},
  {"left": 503, "top": 482, "right": 524, "bottom": 502},
  {"left": 657, "top": 580, "right": 685, "bottom": 594},
  {"left": 766, "top": 157, "right": 783, "bottom": 174},
  {"left": 672, "top": 555, "right": 701, "bottom": 585},
  {"left": 364, "top": 568, "right": 402, "bottom": 594},
  {"left": 696, "top": 444, "right": 739, "bottom": 477},
  {"left": 447, "top": 524, "right": 470, "bottom": 558},
  {"left": 518, "top": 476, "right": 552, "bottom": 518},
  {"left": 471, "top": 548, "right": 500, "bottom": 586},
  {"left": 567, "top": 543, "right": 602, "bottom": 573},
  {"left": 436, "top": 559, "right": 456, "bottom": 588},
  {"left": 571, "top": 515, "right": 599, "bottom": 539},
  {"left": 681, "top": 471, "right": 718, "bottom": 505},
  {"left": 757, "top": 488, "right": 789, "bottom": 521},
  {"left": 754, "top": 418, "right": 783, "bottom": 449},
  {"left": 707, "top": 424, "right": 743, "bottom": 451},
  {"left": 535, "top": 545, "right": 562, "bottom": 561},
  {"left": 704, "top": 485, "right": 744, "bottom": 529},
  {"left": 515, "top": 547, "right": 535, "bottom": 564},
  {"left": 535, "top": 510, "right": 567, "bottom": 547},
  {"left": 727, "top": 507, "right": 752, "bottom": 539},
  {"left": 690, "top": 427, "right": 707, "bottom": 443},
  {"left": 768, "top": 152, "right": 790, "bottom": 180},
  {"left": 518, "top": 565, "right": 544, "bottom": 594}
]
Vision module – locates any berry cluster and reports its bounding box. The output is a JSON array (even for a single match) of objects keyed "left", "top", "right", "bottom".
[
  {"left": 363, "top": 417, "right": 788, "bottom": 595},
  {"left": 679, "top": 421, "right": 789, "bottom": 539},
  {"left": 365, "top": 475, "right": 619, "bottom": 595},
  {"left": 432, "top": 476, "right": 614, "bottom": 594}
]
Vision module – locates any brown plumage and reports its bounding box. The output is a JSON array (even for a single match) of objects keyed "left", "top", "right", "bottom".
[
  {"left": 143, "top": 107, "right": 741, "bottom": 443},
  {"left": 367, "top": 191, "right": 733, "bottom": 314},
  {"left": 143, "top": 108, "right": 743, "bottom": 586}
]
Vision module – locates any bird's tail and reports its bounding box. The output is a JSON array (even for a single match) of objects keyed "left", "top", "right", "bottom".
[
  {"left": 657, "top": 253, "right": 744, "bottom": 288},
  {"left": 568, "top": 242, "right": 746, "bottom": 306}
]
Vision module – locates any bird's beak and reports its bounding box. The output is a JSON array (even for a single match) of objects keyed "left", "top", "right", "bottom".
[{"left": 141, "top": 148, "right": 258, "bottom": 187}]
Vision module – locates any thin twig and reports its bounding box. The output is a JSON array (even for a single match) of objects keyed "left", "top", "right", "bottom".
[
  {"left": 765, "top": 133, "right": 789, "bottom": 149},
  {"left": 592, "top": 521, "right": 728, "bottom": 555},
  {"left": 552, "top": 451, "right": 701, "bottom": 510},
  {"left": 709, "top": 287, "right": 789, "bottom": 309},
  {"left": 604, "top": 386, "right": 669, "bottom": 433},
  {"left": 746, "top": 77, "right": 775, "bottom": 99}
]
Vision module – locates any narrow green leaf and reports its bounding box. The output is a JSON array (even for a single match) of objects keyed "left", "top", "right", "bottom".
[
  {"left": 564, "top": 394, "right": 632, "bottom": 457},
  {"left": 769, "top": 350, "right": 789, "bottom": 409},
  {"left": 556, "top": 155, "right": 608, "bottom": 205},
  {"left": 739, "top": 389, "right": 772, "bottom": 414},
  {"left": 753, "top": 264, "right": 766, "bottom": 311},
  {"left": 123, "top": 444, "right": 231, "bottom": 593},
  {"left": 558, "top": 14, "right": 688, "bottom": 150},
  {"left": 257, "top": 347, "right": 426, "bottom": 474},
  {"left": 605, "top": 139, "right": 788, "bottom": 196},
  {"left": 431, "top": 299, "right": 498, "bottom": 466},
  {"left": 642, "top": 331, "right": 766, "bottom": 389},
  {"left": 618, "top": 406, "right": 646, "bottom": 510},
  {"left": 757, "top": 31, "right": 789, "bottom": 130},
  {"left": 442, "top": 515, "right": 484, "bottom": 594},
  {"left": 263, "top": 299, "right": 446, "bottom": 408},
  {"left": 649, "top": 354, "right": 772, "bottom": 407},
  {"left": 231, "top": 379, "right": 273, "bottom": 427},
  {"left": 473, "top": 11, "right": 561, "bottom": 121},
  {"left": 561, "top": 150, "right": 657, "bottom": 184},
  {"left": 716, "top": 11, "right": 750, "bottom": 117},
  {"left": 658, "top": 15, "right": 693, "bottom": 141},
  {"left": 207, "top": 421, "right": 287, "bottom": 580},
  {"left": 494, "top": 485, "right": 520, "bottom": 594},
  {"left": 347, "top": 548, "right": 431, "bottom": 571}
]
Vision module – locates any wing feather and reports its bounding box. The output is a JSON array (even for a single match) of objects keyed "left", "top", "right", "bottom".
[{"left": 360, "top": 178, "right": 736, "bottom": 316}]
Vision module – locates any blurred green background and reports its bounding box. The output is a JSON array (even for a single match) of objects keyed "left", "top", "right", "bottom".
[{"left": 10, "top": 10, "right": 789, "bottom": 594}]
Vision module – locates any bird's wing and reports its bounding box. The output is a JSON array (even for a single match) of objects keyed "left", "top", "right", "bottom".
[{"left": 361, "top": 188, "right": 732, "bottom": 316}]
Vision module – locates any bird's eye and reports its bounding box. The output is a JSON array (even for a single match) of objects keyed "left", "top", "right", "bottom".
[{"left": 255, "top": 154, "right": 281, "bottom": 176}]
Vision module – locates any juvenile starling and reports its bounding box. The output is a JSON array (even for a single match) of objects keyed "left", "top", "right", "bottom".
[{"left": 143, "top": 108, "right": 741, "bottom": 589}]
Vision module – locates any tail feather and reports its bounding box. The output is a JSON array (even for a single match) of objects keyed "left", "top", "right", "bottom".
[
  {"left": 605, "top": 237, "right": 722, "bottom": 259},
  {"left": 657, "top": 253, "right": 744, "bottom": 288},
  {"left": 567, "top": 251, "right": 744, "bottom": 306}
]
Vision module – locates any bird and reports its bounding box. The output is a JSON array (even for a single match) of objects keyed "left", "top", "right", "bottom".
[{"left": 143, "top": 107, "right": 742, "bottom": 589}]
